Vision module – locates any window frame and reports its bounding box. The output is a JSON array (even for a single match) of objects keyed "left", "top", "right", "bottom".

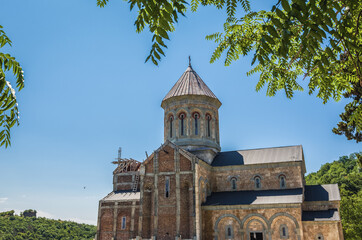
[
  {"left": 279, "top": 224, "right": 288, "bottom": 239},
  {"left": 206, "top": 114, "right": 212, "bottom": 137},
  {"left": 279, "top": 174, "right": 287, "bottom": 189},
  {"left": 193, "top": 112, "right": 200, "bottom": 135},
  {"left": 179, "top": 112, "right": 186, "bottom": 136},
  {"left": 165, "top": 176, "right": 170, "bottom": 198},
  {"left": 225, "top": 225, "right": 234, "bottom": 239},
  {"left": 121, "top": 216, "right": 126, "bottom": 230},
  {"left": 254, "top": 176, "right": 261, "bottom": 189}
]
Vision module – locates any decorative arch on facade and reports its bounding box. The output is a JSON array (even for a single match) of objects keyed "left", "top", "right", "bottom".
[
  {"left": 213, "top": 214, "right": 243, "bottom": 240},
  {"left": 245, "top": 218, "right": 267, "bottom": 240},
  {"left": 268, "top": 212, "right": 301, "bottom": 240}
]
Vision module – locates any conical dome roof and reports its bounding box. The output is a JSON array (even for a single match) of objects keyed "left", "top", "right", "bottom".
[{"left": 162, "top": 65, "right": 219, "bottom": 102}]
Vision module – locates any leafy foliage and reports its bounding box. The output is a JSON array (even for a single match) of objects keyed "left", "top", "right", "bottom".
[
  {"left": 0, "top": 211, "right": 96, "bottom": 240},
  {"left": 306, "top": 152, "right": 362, "bottom": 239},
  {"left": 0, "top": 25, "right": 24, "bottom": 148},
  {"left": 98, "top": 0, "right": 362, "bottom": 142},
  {"left": 332, "top": 81, "right": 362, "bottom": 142}
]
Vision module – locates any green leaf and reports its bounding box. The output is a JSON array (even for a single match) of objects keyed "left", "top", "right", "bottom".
[
  {"left": 281, "top": 0, "right": 291, "bottom": 12},
  {"left": 266, "top": 25, "right": 279, "bottom": 38}
]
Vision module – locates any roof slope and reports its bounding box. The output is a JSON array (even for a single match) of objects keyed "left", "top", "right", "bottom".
[
  {"left": 102, "top": 190, "right": 140, "bottom": 202},
  {"left": 304, "top": 184, "right": 341, "bottom": 201},
  {"left": 212, "top": 145, "right": 303, "bottom": 166},
  {"left": 163, "top": 66, "right": 218, "bottom": 102},
  {"left": 302, "top": 209, "right": 340, "bottom": 221},
  {"left": 202, "top": 188, "right": 303, "bottom": 206}
]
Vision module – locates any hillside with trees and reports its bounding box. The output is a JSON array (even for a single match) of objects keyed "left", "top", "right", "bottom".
[
  {"left": 0, "top": 210, "right": 96, "bottom": 240},
  {"left": 306, "top": 152, "right": 362, "bottom": 240}
]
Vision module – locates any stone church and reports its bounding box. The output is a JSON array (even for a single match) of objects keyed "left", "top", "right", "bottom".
[{"left": 96, "top": 63, "right": 344, "bottom": 240}]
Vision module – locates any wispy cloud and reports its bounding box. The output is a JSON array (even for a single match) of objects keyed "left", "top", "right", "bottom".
[
  {"left": 0, "top": 198, "right": 8, "bottom": 203},
  {"left": 37, "top": 210, "right": 55, "bottom": 219},
  {"left": 67, "top": 217, "right": 97, "bottom": 225}
]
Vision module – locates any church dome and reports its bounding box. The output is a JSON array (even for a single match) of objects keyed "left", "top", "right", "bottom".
[
  {"left": 161, "top": 62, "right": 222, "bottom": 164},
  {"left": 162, "top": 65, "right": 221, "bottom": 107}
]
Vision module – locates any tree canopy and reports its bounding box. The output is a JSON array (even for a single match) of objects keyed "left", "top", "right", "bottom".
[
  {"left": 306, "top": 152, "right": 362, "bottom": 239},
  {"left": 0, "top": 211, "right": 96, "bottom": 240},
  {"left": 97, "top": 0, "right": 362, "bottom": 142}
]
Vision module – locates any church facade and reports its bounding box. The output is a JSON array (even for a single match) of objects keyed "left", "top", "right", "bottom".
[{"left": 96, "top": 64, "right": 344, "bottom": 240}]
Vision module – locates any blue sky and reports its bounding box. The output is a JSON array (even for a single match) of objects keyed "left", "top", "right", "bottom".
[{"left": 0, "top": 1, "right": 360, "bottom": 225}]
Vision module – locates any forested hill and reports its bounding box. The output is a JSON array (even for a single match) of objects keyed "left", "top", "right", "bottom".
[
  {"left": 0, "top": 210, "right": 96, "bottom": 240},
  {"left": 305, "top": 152, "right": 362, "bottom": 240}
]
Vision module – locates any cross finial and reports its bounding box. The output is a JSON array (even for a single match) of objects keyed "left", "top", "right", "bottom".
[{"left": 188, "top": 55, "right": 191, "bottom": 67}]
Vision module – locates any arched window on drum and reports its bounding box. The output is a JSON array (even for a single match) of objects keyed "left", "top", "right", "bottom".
[
  {"left": 206, "top": 114, "right": 212, "bottom": 137},
  {"left": 168, "top": 115, "right": 174, "bottom": 138},
  {"left": 179, "top": 112, "right": 186, "bottom": 136},
  {"left": 193, "top": 112, "right": 200, "bottom": 135}
]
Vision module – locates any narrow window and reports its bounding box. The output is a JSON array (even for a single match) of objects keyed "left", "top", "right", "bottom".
[
  {"left": 179, "top": 113, "right": 185, "bottom": 136},
  {"left": 231, "top": 178, "right": 237, "bottom": 190},
  {"left": 255, "top": 176, "right": 261, "bottom": 189},
  {"left": 165, "top": 176, "right": 170, "bottom": 198},
  {"left": 121, "top": 216, "right": 126, "bottom": 230},
  {"left": 169, "top": 116, "right": 173, "bottom": 138},
  {"left": 193, "top": 112, "right": 200, "bottom": 135},
  {"left": 206, "top": 114, "right": 211, "bottom": 137},
  {"left": 280, "top": 225, "right": 288, "bottom": 238},
  {"left": 225, "top": 225, "right": 233, "bottom": 238},
  {"left": 280, "top": 175, "right": 286, "bottom": 189}
]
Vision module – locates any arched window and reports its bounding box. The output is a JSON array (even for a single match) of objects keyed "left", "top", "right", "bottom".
[
  {"left": 225, "top": 225, "right": 233, "bottom": 239},
  {"left": 254, "top": 176, "right": 261, "bottom": 189},
  {"left": 193, "top": 112, "right": 200, "bottom": 135},
  {"left": 231, "top": 178, "right": 237, "bottom": 190},
  {"left": 280, "top": 224, "right": 288, "bottom": 238},
  {"left": 169, "top": 115, "right": 174, "bottom": 138},
  {"left": 121, "top": 216, "right": 126, "bottom": 230},
  {"left": 165, "top": 176, "right": 170, "bottom": 198},
  {"left": 206, "top": 114, "right": 212, "bottom": 137},
  {"left": 179, "top": 113, "right": 186, "bottom": 136},
  {"left": 279, "top": 175, "right": 286, "bottom": 189}
]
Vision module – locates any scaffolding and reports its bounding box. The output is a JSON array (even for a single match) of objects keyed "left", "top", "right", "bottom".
[{"left": 112, "top": 147, "right": 141, "bottom": 192}]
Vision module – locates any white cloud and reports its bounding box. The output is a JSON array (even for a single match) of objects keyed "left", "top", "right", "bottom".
[
  {"left": 37, "top": 210, "right": 55, "bottom": 219},
  {"left": 67, "top": 217, "right": 97, "bottom": 226},
  {"left": 0, "top": 198, "right": 8, "bottom": 203}
]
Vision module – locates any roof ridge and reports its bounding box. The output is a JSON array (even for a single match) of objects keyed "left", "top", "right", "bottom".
[{"left": 219, "top": 145, "right": 302, "bottom": 153}]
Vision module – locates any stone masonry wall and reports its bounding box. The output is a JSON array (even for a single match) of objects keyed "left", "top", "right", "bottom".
[
  {"left": 212, "top": 163, "right": 304, "bottom": 192},
  {"left": 303, "top": 221, "right": 344, "bottom": 240},
  {"left": 202, "top": 206, "right": 303, "bottom": 240}
]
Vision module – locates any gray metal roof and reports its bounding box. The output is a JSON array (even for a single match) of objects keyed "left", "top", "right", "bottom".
[
  {"left": 302, "top": 209, "right": 340, "bottom": 221},
  {"left": 202, "top": 188, "right": 303, "bottom": 206},
  {"left": 304, "top": 184, "right": 341, "bottom": 201},
  {"left": 102, "top": 191, "right": 140, "bottom": 202},
  {"left": 212, "top": 145, "right": 303, "bottom": 166},
  {"left": 162, "top": 66, "right": 218, "bottom": 102}
]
